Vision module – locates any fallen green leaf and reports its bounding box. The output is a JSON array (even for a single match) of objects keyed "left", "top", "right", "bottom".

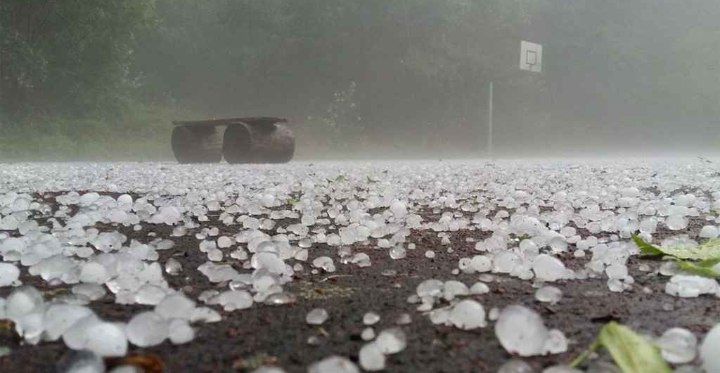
[
  {"left": 335, "top": 174, "right": 347, "bottom": 182},
  {"left": 631, "top": 234, "right": 720, "bottom": 261},
  {"left": 570, "top": 322, "right": 672, "bottom": 373},
  {"left": 631, "top": 234, "right": 664, "bottom": 257},
  {"left": 675, "top": 258, "right": 720, "bottom": 277},
  {"left": 598, "top": 322, "right": 672, "bottom": 373},
  {"left": 286, "top": 197, "right": 299, "bottom": 206}
]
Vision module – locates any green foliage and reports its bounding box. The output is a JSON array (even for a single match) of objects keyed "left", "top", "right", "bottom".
[
  {"left": 1, "top": 0, "right": 719, "bottom": 158},
  {"left": 0, "top": 0, "right": 156, "bottom": 119},
  {"left": 632, "top": 234, "right": 720, "bottom": 277},
  {"left": 632, "top": 234, "right": 720, "bottom": 261},
  {"left": 571, "top": 322, "right": 672, "bottom": 373},
  {"left": 0, "top": 103, "right": 188, "bottom": 161},
  {"left": 674, "top": 258, "right": 720, "bottom": 278}
]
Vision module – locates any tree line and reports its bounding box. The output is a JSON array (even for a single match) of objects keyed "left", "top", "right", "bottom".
[{"left": 1, "top": 0, "right": 718, "bottom": 157}]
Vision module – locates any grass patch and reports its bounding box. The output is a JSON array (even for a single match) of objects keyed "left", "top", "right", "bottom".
[{"left": 0, "top": 103, "right": 202, "bottom": 161}]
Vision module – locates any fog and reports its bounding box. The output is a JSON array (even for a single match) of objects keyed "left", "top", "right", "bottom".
[{"left": 1, "top": 0, "right": 719, "bottom": 160}]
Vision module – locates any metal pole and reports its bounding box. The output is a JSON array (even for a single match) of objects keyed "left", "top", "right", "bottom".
[{"left": 488, "top": 81, "right": 494, "bottom": 158}]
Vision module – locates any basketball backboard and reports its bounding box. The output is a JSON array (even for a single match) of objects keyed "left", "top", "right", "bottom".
[{"left": 520, "top": 41, "right": 542, "bottom": 73}]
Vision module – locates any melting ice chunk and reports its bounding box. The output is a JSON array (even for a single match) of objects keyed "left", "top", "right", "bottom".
[
  {"left": 535, "top": 286, "right": 563, "bottom": 305},
  {"left": 701, "top": 323, "right": 720, "bottom": 373},
  {"left": 359, "top": 342, "right": 386, "bottom": 371},
  {"left": 126, "top": 311, "right": 169, "bottom": 347},
  {"left": 0, "top": 263, "right": 20, "bottom": 287},
  {"left": 532, "top": 255, "right": 570, "bottom": 282},
  {"left": 448, "top": 299, "right": 486, "bottom": 330},
  {"left": 657, "top": 327, "right": 697, "bottom": 364},
  {"left": 375, "top": 327, "right": 407, "bottom": 354},
  {"left": 495, "top": 305, "right": 549, "bottom": 357},
  {"left": 306, "top": 308, "right": 329, "bottom": 325},
  {"left": 308, "top": 356, "right": 359, "bottom": 373}
]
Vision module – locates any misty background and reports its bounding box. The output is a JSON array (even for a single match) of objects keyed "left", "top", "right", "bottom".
[{"left": 1, "top": 0, "right": 718, "bottom": 160}]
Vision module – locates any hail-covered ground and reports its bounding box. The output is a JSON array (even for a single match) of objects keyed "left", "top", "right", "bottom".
[{"left": 0, "top": 159, "right": 719, "bottom": 373}]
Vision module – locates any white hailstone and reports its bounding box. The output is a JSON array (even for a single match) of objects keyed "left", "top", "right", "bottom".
[
  {"left": 535, "top": 286, "right": 563, "bottom": 305},
  {"left": 108, "top": 210, "right": 128, "bottom": 224},
  {"left": 390, "top": 201, "right": 408, "bottom": 218},
  {"left": 190, "top": 307, "right": 222, "bottom": 323},
  {"left": 84, "top": 322, "right": 128, "bottom": 357},
  {"left": 560, "top": 226, "right": 577, "bottom": 238},
  {"left": 389, "top": 246, "right": 406, "bottom": 260},
  {"left": 443, "top": 280, "right": 470, "bottom": 301},
  {"left": 699, "top": 225, "right": 719, "bottom": 239},
  {"left": 134, "top": 284, "right": 168, "bottom": 305},
  {"left": 449, "top": 299, "right": 487, "bottom": 330},
  {"left": 532, "top": 254, "right": 570, "bottom": 282},
  {"left": 701, "top": 323, "right": 720, "bottom": 372},
  {"left": 169, "top": 319, "right": 195, "bottom": 345},
  {"left": 417, "top": 279, "right": 444, "bottom": 298},
  {"left": 548, "top": 236, "right": 568, "bottom": 253},
  {"left": 359, "top": 342, "right": 386, "bottom": 371},
  {"left": 43, "top": 304, "right": 94, "bottom": 341},
  {"left": 363, "top": 312, "right": 380, "bottom": 326},
  {"left": 665, "top": 215, "right": 688, "bottom": 230},
  {"left": 458, "top": 258, "right": 473, "bottom": 273},
  {"left": 543, "top": 329, "right": 569, "bottom": 354},
  {"left": 428, "top": 308, "right": 450, "bottom": 325},
  {"left": 470, "top": 255, "right": 492, "bottom": 273},
  {"left": 377, "top": 239, "right": 391, "bottom": 248},
  {"left": 126, "top": 311, "right": 169, "bottom": 347},
  {"left": 656, "top": 327, "right": 697, "bottom": 364},
  {"left": 155, "top": 293, "right": 196, "bottom": 320},
  {"left": 308, "top": 356, "right": 359, "bottom": 373},
  {"left": 605, "top": 264, "right": 628, "bottom": 280},
  {"left": 218, "top": 290, "right": 254, "bottom": 311},
  {"left": 218, "top": 236, "right": 233, "bottom": 248},
  {"left": 252, "top": 252, "right": 286, "bottom": 274},
  {"left": 352, "top": 253, "right": 371, "bottom": 267},
  {"left": 470, "top": 282, "right": 490, "bottom": 295},
  {"left": 62, "top": 315, "right": 100, "bottom": 349},
  {"left": 312, "top": 256, "right": 336, "bottom": 273},
  {"left": 265, "top": 292, "right": 297, "bottom": 306},
  {"left": 306, "top": 308, "right": 329, "bottom": 325},
  {"left": 361, "top": 327, "right": 376, "bottom": 341},
  {"left": 295, "top": 249, "right": 309, "bottom": 261},
  {"left": 171, "top": 226, "right": 187, "bottom": 237},
  {"left": 207, "top": 248, "right": 223, "bottom": 261},
  {"left": 79, "top": 192, "right": 100, "bottom": 206},
  {"left": 495, "top": 305, "right": 549, "bottom": 357},
  {"left": 665, "top": 275, "right": 719, "bottom": 298},
  {"left": 0, "top": 263, "right": 20, "bottom": 286},
  {"left": 493, "top": 251, "right": 521, "bottom": 273},
  {"left": 478, "top": 274, "right": 494, "bottom": 282},
  {"left": 497, "top": 359, "right": 535, "bottom": 373},
  {"left": 6, "top": 285, "right": 44, "bottom": 320},
  {"left": 117, "top": 194, "right": 133, "bottom": 204},
  {"left": 79, "top": 262, "right": 110, "bottom": 284},
  {"left": 261, "top": 194, "right": 275, "bottom": 207},
  {"left": 425, "top": 250, "right": 436, "bottom": 259},
  {"left": 375, "top": 328, "right": 407, "bottom": 354},
  {"left": 165, "top": 258, "right": 182, "bottom": 275}
]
